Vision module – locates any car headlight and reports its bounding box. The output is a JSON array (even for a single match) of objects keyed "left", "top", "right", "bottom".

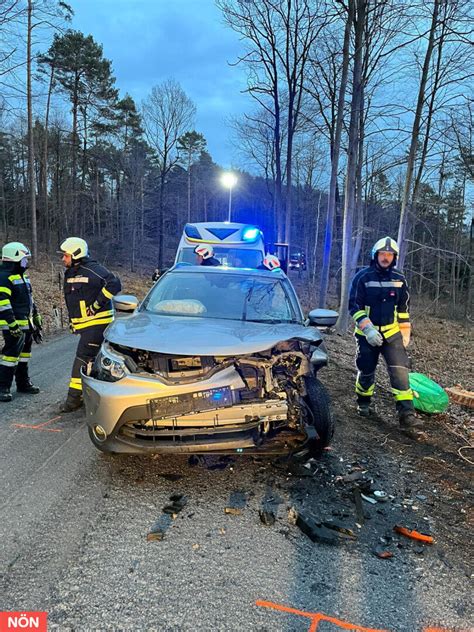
[{"left": 95, "top": 344, "right": 127, "bottom": 381}]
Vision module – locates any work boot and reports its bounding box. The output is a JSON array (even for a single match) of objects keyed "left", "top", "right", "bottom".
[
  {"left": 0, "top": 387, "right": 12, "bottom": 402},
  {"left": 17, "top": 380, "right": 40, "bottom": 394},
  {"left": 399, "top": 410, "right": 423, "bottom": 437},
  {"left": 59, "top": 395, "right": 83, "bottom": 413},
  {"left": 357, "top": 402, "right": 373, "bottom": 417}
]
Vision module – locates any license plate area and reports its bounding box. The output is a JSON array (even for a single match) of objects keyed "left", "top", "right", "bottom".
[{"left": 149, "top": 387, "right": 233, "bottom": 420}]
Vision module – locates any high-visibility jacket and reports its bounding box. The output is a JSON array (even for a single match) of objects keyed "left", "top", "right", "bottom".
[
  {"left": 0, "top": 262, "right": 36, "bottom": 331},
  {"left": 349, "top": 263, "right": 410, "bottom": 339},
  {"left": 64, "top": 258, "right": 121, "bottom": 332}
]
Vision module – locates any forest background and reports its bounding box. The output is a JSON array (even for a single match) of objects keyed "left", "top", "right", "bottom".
[{"left": 1, "top": 0, "right": 472, "bottom": 329}]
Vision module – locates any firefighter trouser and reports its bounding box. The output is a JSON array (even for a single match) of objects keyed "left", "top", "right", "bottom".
[
  {"left": 0, "top": 330, "right": 33, "bottom": 389},
  {"left": 355, "top": 332, "right": 414, "bottom": 414},
  {"left": 68, "top": 324, "right": 107, "bottom": 399}
]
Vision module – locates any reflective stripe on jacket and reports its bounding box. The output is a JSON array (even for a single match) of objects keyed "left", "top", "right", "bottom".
[
  {"left": 348, "top": 264, "right": 410, "bottom": 339},
  {"left": 0, "top": 262, "right": 34, "bottom": 331},
  {"left": 64, "top": 258, "right": 121, "bottom": 331}
]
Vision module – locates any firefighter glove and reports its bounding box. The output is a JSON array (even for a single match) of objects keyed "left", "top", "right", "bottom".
[
  {"left": 32, "top": 312, "right": 43, "bottom": 329},
  {"left": 68, "top": 322, "right": 76, "bottom": 334},
  {"left": 32, "top": 328, "right": 43, "bottom": 344},
  {"left": 9, "top": 322, "right": 23, "bottom": 338},
  {"left": 86, "top": 301, "right": 101, "bottom": 317},
  {"left": 363, "top": 324, "right": 383, "bottom": 347},
  {"left": 399, "top": 323, "right": 411, "bottom": 348}
]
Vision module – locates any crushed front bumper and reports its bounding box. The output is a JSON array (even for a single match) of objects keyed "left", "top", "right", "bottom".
[{"left": 82, "top": 366, "right": 306, "bottom": 454}]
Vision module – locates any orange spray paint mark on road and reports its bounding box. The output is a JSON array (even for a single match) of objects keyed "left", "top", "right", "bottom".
[
  {"left": 256, "top": 600, "right": 389, "bottom": 632},
  {"left": 12, "top": 415, "right": 62, "bottom": 433}
]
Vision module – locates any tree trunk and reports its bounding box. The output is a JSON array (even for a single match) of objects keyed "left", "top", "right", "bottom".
[
  {"left": 319, "top": 3, "right": 352, "bottom": 307},
  {"left": 27, "top": 0, "right": 37, "bottom": 262},
  {"left": 336, "top": 0, "right": 366, "bottom": 333},
  {"left": 397, "top": 0, "right": 440, "bottom": 269}
]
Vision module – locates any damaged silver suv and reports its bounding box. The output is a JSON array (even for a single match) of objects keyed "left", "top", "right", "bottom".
[{"left": 82, "top": 265, "right": 337, "bottom": 456}]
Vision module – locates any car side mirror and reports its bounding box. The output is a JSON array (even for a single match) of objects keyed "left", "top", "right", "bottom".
[
  {"left": 308, "top": 308, "right": 338, "bottom": 328},
  {"left": 113, "top": 295, "right": 139, "bottom": 313}
]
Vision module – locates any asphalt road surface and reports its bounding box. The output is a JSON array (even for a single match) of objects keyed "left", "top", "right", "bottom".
[{"left": 0, "top": 334, "right": 471, "bottom": 631}]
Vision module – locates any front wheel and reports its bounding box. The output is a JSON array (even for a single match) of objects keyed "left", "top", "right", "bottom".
[{"left": 303, "top": 376, "right": 334, "bottom": 456}]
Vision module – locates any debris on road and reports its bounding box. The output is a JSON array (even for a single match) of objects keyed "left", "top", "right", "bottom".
[
  {"left": 146, "top": 530, "right": 164, "bottom": 542},
  {"left": 394, "top": 525, "right": 434, "bottom": 544},
  {"left": 163, "top": 493, "right": 187, "bottom": 517},
  {"left": 372, "top": 546, "right": 394, "bottom": 560},
  {"left": 361, "top": 493, "right": 377, "bottom": 505},
  {"left": 259, "top": 510, "right": 276, "bottom": 526},
  {"left": 224, "top": 507, "right": 242, "bottom": 515},
  {"left": 288, "top": 507, "right": 356, "bottom": 545}
]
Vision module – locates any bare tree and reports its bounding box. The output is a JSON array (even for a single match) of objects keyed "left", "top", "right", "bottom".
[
  {"left": 141, "top": 79, "right": 196, "bottom": 267},
  {"left": 336, "top": 0, "right": 367, "bottom": 333}
]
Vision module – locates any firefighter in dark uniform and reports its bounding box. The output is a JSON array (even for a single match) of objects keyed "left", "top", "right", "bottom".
[
  {"left": 349, "top": 237, "right": 422, "bottom": 435},
  {"left": 59, "top": 237, "right": 121, "bottom": 412},
  {"left": 194, "top": 244, "right": 221, "bottom": 266},
  {"left": 0, "top": 242, "right": 42, "bottom": 402}
]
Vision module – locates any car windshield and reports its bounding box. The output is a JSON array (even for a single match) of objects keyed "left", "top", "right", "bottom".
[
  {"left": 141, "top": 271, "right": 298, "bottom": 323},
  {"left": 177, "top": 247, "right": 263, "bottom": 268}
]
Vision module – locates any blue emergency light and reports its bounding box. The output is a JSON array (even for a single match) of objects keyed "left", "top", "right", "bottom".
[{"left": 242, "top": 226, "right": 260, "bottom": 242}]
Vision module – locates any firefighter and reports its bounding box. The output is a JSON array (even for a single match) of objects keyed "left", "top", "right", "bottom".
[
  {"left": 59, "top": 237, "right": 121, "bottom": 412},
  {"left": 194, "top": 244, "right": 220, "bottom": 266},
  {"left": 349, "top": 237, "right": 422, "bottom": 435},
  {"left": 0, "top": 242, "right": 42, "bottom": 402}
]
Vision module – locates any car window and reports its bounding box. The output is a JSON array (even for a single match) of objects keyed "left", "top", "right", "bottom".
[
  {"left": 177, "top": 247, "right": 263, "bottom": 268},
  {"left": 141, "top": 272, "right": 298, "bottom": 323}
]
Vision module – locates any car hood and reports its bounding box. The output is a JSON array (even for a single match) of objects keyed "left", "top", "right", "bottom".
[{"left": 106, "top": 313, "right": 322, "bottom": 356}]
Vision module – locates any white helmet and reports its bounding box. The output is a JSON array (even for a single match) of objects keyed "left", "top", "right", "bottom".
[
  {"left": 263, "top": 254, "right": 281, "bottom": 271},
  {"left": 59, "top": 237, "right": 88, "bottom": 260},
  {"left": 194, "top": 244, "right": 214, "bottom": 260},
  {"left": 2, "top": 242, "right": 31, "bottom": 262},
  {"left": 371, "top": 236, "right": 399, "bottom": 260}
]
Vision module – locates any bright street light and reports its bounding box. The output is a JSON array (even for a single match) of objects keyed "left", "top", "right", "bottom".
[{"left": 220, "top": 172, "right": 238, "bottom": 221}]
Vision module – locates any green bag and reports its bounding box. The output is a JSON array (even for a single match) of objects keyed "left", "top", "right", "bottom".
[{"left": 409, "top": 372, "right": 449, "bottom": 414}]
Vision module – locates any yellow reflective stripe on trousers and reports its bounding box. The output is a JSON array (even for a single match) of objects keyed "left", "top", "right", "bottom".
[
  {"left": 101, "top": 287, "right": 114, "bottom": 299},
  {"left": 0, "top": 320, "right": 16, "bottom": 328},
  {"left": 69, "top": 377, "right": 82, "bottom": 390},
  {"left": 72, "top": 316, "right": 113, "bottom": 330},
  {"left": 19, "top": 352, "right": 31, "bottom": 362},
  {"left": 0, "top": 286, "right": 12, "bottom": 296},
  {"left": 0, "top": 355, "right": 19, "bottom": 366},
  {"left": 355, "top": 382, "right": 375, "bottom": 396},
  {"left": 391, "top": 387, "right": 413, "bottom": 401}
]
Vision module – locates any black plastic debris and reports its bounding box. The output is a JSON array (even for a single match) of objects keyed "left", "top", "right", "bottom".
[
  {"left": 353, "top": 488, "right": 365, "bottom": 524},
  {"left": 160, "top": 473, "right": 183, "bottom": 482},
  {"left": 259, "top": 510, "right": 276, "bottom": 526},
  {"left": 289, "top": 508, "right": 356, "bottom": 545},
  {"left": 163, "top": 493, "right": 187, "bottom": 516}
]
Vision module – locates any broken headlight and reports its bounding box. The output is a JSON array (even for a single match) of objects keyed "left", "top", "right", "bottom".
[{"left": 95, "top": 344, "right": 127, "bottom": 381}]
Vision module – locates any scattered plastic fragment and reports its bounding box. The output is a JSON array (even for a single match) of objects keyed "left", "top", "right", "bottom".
[
  {"left": 394, "top": 525, "right": 434, "bottom": 544},
  {"left": 259, "top": 510, "right": 276, "bottom": 526},
  {"left": 289, "top": 509, "right": 356, "bottom": 545},
  {"left": 361, "top": 493, "right": 377, "bottom": 505},
  {"left": 373, "top": 547, "right": 394, "bottom": 559},
  {"left": 224, "top": 507, "right": 242, "bottom": 515},
  {"left": 146, "top": 530, "right": 164, "bottom": 542}
]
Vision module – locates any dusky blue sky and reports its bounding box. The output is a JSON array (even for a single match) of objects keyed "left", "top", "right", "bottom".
[{"left": 72, "top": 0, "right": 249, "bottom": 167}]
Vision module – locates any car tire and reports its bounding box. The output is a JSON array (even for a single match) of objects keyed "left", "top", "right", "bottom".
[
  {"left": 88, "top": 426, "right": 116, "bottom": 454},
  {"left": 303, "top": 376, "right": 334, "bottom": 455}
]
